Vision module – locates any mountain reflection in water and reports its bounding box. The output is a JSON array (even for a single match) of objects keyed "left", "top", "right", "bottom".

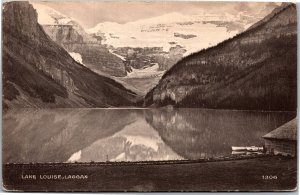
[{"left": 3, "top": 108, "right": 295, "bottom": 163}]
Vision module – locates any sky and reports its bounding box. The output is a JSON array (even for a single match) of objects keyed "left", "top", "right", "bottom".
[{"left": 32, "top": 1, "right": 280, "bottom": 28}]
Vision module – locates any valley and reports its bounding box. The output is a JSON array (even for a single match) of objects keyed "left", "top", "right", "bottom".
[{"left": 30, "top": 2, "right": 278, "bottom": 97}]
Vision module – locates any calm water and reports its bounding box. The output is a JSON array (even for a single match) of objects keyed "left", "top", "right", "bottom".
[{"left": 3, "top": 108, "right": 296, "bottom": 163}]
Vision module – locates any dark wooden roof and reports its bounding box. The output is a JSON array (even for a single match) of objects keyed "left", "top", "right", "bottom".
[{"left": 263, "top": 118, "right": 297, "bottom": 141}]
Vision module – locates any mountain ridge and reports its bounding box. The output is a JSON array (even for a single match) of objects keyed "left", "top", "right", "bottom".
[
  {"left": 144, "top": 3, "right": 297, "bottom": 111},
  {"left": 3, "top": 1, "right": 137, "bottom": 109}
]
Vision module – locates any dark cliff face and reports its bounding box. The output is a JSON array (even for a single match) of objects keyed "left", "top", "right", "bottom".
[
  {"left": 144, "top": 4, "right": 297, "bottom": 111},
  {"left": 42, "top": 24, "right": 127, "bottom": 77},
  {"left": 3, "top": 1, "right": 136, "bottom": 108}
]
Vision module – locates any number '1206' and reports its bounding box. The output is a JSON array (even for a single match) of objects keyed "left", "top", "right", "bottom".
[{"left": 262, "top": 175, "right": 277, "bottom": 180}]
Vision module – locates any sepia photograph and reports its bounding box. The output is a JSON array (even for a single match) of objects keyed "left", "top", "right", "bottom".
[{"left": 2, "top": 0, "right": 297, "bottom": 192}]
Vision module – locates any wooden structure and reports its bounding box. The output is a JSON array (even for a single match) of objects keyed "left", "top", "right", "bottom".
[{"left": 263, "top": 118, "right": 297, "bottom": 157}]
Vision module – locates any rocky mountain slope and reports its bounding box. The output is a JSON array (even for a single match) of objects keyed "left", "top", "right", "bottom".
[
  {"left": 112, "top": 45, "right": 186, "bottom": 71},
  {"left": 32, "top": 3, "right": 126, "bottom": 77},
  {"left": 3, "top": 1, "right": 136, "bottom": 109},
  {"left": 144, "top": 3, "right": 297, "bottom": 111}
]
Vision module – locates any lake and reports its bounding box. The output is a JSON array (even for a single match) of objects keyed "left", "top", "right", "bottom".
[{"left": 2, "top": 108, "right": 296, "bottom": 163}]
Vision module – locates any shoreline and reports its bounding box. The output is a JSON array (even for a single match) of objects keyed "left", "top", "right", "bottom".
[
  {"left": 4, "top": 153, "right": 275, "bottom": 166},
  {"left": 3, "top": 155, "right": 296, "bottom": 192},
  {"left": 3, "top": 107, "right": 297, "bottom": 113}
]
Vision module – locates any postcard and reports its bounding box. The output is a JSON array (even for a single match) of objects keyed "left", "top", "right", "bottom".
[{"left": 2, "top": 1, "right": 297, "bottom": 192}]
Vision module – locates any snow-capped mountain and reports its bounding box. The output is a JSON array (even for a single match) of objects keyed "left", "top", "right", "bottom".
[
  {"left": 31, "top": 2, "right": 280, "bottom": 96},
  {"left": 87, "top": 4, "right": 278, "bottom": 56}
]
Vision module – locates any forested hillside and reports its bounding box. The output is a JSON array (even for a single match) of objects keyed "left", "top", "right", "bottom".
[{"left": 144, "top": 3, "right": 297, "bottom": 111}]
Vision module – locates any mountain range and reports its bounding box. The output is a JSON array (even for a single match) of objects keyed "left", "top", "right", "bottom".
[
  {"left": 144, "top": 3, "right": 297, "bottom": 111},
  {"left": 31, "top": 2, "right": 278, "bottom": 96},
  {"left": 88, "top": 3, "right": 278, "bottom": 56},
  {"left": 2, "top": 1, "right": 297, "bottom": 111}
]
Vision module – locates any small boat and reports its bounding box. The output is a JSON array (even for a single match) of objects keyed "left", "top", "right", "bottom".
[
  {"left": 231, "top": 151, "right": 246, "bottom": 155},
  {"left": 232, "top": 146, "right": 263, "bottom": 152},
  {"left": 231, "top": 146, "right": 247, "bottom": 151}
]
